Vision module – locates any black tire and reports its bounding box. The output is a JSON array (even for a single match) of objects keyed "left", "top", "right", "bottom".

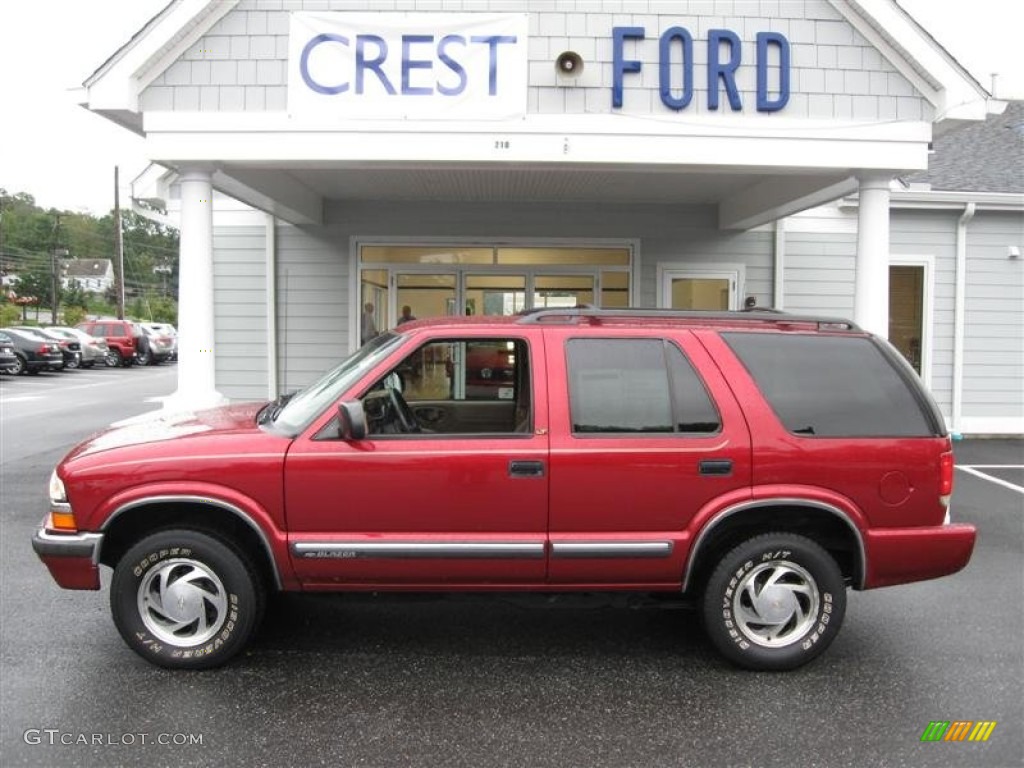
[
  {"left": 106, "top": 349, "right": 122, "bottom": 367},
  {"left": 110, "top": 529, "right": 265, "bottom": 669},
  {"left": 11, "top": 354, "right": 26, "bottom": 375},
  {"left": 702, "top": 533, "right": 846, "bottom": 671},
  {"left": 137, "top": 348, "right": 152, "bottom": 366}
]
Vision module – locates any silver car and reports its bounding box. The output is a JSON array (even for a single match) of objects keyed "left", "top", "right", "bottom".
[
  {"left": 46, "top": 327, "right": 110, "bottom": 368},
  {"left": 141, "top": 323, "right": 177, "bottom": 362}
]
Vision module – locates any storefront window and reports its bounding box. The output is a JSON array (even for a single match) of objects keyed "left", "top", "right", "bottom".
[
  {"left": 361, "top": 246, "right": 492, "bottom": 264},
  {"left": 358, "top": 245, "right": 632, "bottom": 336},
  {"left": 534, "top": 275, "right": 595, "bottom": 308}
]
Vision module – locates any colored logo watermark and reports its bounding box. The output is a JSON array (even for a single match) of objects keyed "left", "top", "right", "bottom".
[{"left": 921, "top": 721, "right": 997, "bottom": 742}]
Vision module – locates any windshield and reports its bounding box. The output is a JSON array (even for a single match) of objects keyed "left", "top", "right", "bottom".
[{"left": 271, "top": 333, "right": 404, "bottom": 434}]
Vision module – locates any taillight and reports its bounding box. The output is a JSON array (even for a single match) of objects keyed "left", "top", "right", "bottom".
[
  {"left": 38, "top": 344, "right": 49, "bottom": 353},
  {"left": 939, "top": 451, "right": 954, "bottom": 506}
]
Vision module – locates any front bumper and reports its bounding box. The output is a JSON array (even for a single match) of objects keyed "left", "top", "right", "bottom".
[
  {"left": 863, "top": 523, "right": 977, "bottom": 589},
  {"left": 31, "top": 523, "right": 104, "bottom": 590}
]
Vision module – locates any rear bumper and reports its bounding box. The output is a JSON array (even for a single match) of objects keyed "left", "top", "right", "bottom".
[
  {"left": 31, "top": 524, "right": 104, "bottom": 590},
  {"left": 863, "top": 523, "right": 976, "bottom": 589}
]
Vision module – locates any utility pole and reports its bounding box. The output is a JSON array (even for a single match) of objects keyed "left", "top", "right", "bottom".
[
  {"left": 51, "top": 213, "right": 62, "bottom": 323},
  {"left": 114, "top": 166, "right": 125, "bottom": 319}
]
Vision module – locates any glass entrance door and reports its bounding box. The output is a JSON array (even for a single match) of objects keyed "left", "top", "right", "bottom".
[
  {"left": 533, "top": 274, "right": 595, "bottom": 309},
  {"left": 395, "top": 273, "right": 457, "bottom": 327},
  {"left": 464, "top": 274, "right": 526, "bottom": 317},
  {"left": 360, "top": 245, "right": 633, "bottom": 343}
]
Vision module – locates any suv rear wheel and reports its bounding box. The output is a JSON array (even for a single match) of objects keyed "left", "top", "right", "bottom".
[
  {"left": 702, "top": 533, "right": 846, "bottom": 671},
  {"left": 110, "top": 530, "right": 265, "bottom": 669}
]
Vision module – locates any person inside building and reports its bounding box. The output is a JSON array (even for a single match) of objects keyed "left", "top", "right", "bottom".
[
  {"left": 397, "top": 305, "right": 417, "bottom": 325},
  {"left": 361, "top": 302, "right": 378, "bottom": 344}
]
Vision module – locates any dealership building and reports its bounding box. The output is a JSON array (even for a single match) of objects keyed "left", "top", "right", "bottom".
[{"left": 78, "top": 0, "right": 1022, "bottom": 434}]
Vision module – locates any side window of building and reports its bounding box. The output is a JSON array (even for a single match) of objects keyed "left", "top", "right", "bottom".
[
  {"left": 722, "top": 332, "right": 937, "bottom": 437},
  {"left": 567, "top": 338, "right": 721, "bottom": 435},
  {"left": 363, "top": 338, "right": 531, "bottom": 435}
]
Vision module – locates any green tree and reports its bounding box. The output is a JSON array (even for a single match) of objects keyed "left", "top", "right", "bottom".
[
  {"left": 63, "top": 306, "right": 87, "bottom": 326},
  {"left": 0, "top": 188, "right": 180, "bottom": 316}
]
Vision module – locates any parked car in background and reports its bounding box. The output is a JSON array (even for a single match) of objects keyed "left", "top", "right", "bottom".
[
  {"left": 141, "top": 323, "right": 177, "bottom": 361},
  {"left": 46, "top": 327, "right": 110, "bottom": 368},
  {"left": 76, "top": 320, "right": 143, "bottom": 368},
  {"left": 14, "top": 327, "right": 82, "bottom": 370},
  {"left": 138, "top": 324, "right": 174, "bottom": 365},
  {"left": 0, "top": 332, "right": 19, "bottom": 374},
  {"left": 0, "top": 327, "right": 65, "bottom": 374}
]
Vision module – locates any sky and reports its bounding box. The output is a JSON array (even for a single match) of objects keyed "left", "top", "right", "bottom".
[{"left": 0, "top": 0, "right": 1021, "bottom": 217}]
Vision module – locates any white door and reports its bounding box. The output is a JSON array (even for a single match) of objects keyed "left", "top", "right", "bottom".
[{"left": 660, "top": 267, "right": 742, "bottom": 310}]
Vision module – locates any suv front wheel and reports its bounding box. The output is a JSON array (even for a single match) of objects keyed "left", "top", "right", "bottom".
[
  {"left": 702, "top": 533, "right": 846, "bottom": 671},
  {"left": 110, "top": 530, "right": 265, "bottom": 669}
]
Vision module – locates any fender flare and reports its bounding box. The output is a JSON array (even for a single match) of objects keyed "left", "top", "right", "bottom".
[
  {"left": 101, "top": 494, "right": 288, "bottom": 590},
  {"left": 681, "top": 497, "right": 867, "bottom": 592}
]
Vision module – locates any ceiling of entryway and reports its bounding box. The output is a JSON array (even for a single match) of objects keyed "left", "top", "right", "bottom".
[{"left": 208, "top": 162, "right": 857, "bottom": 231}]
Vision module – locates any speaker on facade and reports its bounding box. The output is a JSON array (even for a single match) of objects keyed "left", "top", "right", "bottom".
[{"left": 555, "top": 51, "right": 584, "bottom": 78}]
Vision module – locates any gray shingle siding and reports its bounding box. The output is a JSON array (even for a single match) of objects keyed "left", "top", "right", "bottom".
[{"left": 140, "top": 0, "right": 932, "bottom": 121}]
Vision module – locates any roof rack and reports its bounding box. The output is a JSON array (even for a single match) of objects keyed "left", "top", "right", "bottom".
[{"left": 516, "top": 307, "right": 860, "bottom": 331}]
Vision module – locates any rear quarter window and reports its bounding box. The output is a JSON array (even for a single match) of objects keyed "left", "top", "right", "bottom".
[{"left": 722, "top": 332, "right": 938, "bottom": 438}]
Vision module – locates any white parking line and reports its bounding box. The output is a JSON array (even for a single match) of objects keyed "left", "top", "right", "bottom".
[
  {"left": 957, "top": 465, "right": 1024, "bottom": 495},
  {"left": 0, "top": 395, "right": 43, "bottom": 403}
]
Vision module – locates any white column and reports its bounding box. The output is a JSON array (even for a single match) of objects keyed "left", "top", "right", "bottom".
[
  {"left": 853, "top": 174, "right": 892, "bottom": 337},
  {"left": 165, "top": 168, "right": 226, "bottom": 413}
]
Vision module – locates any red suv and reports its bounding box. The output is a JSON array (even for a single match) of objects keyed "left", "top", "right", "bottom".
[
  {"left": 76, "top": 319, "right": 144, "bottom": 367},
  {"left": 33, "top": 309, "right": 975, "bottom": 670}
]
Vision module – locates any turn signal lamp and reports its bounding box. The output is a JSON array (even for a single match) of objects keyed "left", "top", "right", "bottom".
[{"left": 48, "top": 470, "right": 77, "bottom": 531}]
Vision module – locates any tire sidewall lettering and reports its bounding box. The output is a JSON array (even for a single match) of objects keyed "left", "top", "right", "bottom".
[
  {"left": 112, "top": 532, "right": 260, "bottom": 669},
  {"left": 703, "top": 534, "right": 846, "bottom": 671}
]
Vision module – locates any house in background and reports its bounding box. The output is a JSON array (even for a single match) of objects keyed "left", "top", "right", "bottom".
[{"left": 61, "top": 258, "right": 115, "bottom": 294}]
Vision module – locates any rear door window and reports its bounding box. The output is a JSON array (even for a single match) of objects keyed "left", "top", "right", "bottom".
[
  {"left": 722, "top": 332, "right": 936, "bottom": 437},
  {"left": 566, "top": 338, "right": 721, "bottom": 435}
]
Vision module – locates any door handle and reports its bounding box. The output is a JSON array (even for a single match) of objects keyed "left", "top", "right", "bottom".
[
  {"left": 509, "top": 460, "right": 545, "bottom": 478},
  {"left": 699, "top": 459, "right": 733, "bottom": 476}
]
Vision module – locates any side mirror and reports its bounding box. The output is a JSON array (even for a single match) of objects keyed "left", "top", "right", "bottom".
[{"left": 338, "top": 401, "right": 367, "bottom": 441}]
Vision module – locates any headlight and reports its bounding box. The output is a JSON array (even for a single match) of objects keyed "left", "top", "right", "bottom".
[{"left": 49, "top": 470, "right": 67, "bottom": 504}]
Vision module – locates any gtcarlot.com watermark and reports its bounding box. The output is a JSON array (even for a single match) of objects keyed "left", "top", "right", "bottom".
[{"left": 23, "top": 729, "right": 203, "bottom": 747}]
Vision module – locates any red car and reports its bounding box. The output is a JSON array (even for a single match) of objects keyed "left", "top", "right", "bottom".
[
  {"left": 76, "top": 319, "right": 143, "bottom": 367},
  {"left": 34, "top": 309, "right": 974, "bottom": 671}
]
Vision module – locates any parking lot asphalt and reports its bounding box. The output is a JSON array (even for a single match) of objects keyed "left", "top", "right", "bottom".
[{"left": 1, "top": 367, "right": 1021, "bottom": 768}]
